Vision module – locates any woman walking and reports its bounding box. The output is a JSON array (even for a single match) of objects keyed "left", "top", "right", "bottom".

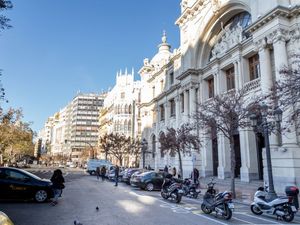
[{"left": 50, "top": 169, "right": 65, "bottom": 206}]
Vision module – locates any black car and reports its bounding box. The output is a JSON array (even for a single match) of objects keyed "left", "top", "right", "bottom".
[
  {"left": 130, "top": 171, "right": 164, "bottom": 191},
  {"left": 122, "top": 168, "right": 140, "bottom": 184},
  {"left": 0, "top": 167, "right": 54, "bottom": 202}
]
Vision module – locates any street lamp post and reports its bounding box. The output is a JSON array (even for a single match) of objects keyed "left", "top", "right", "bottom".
[
  {"left": 141, "top": 138, "right": 148, "bottom": 169},
  {"left": 250, "top": 104, "right": 283, "bottom": 200}
]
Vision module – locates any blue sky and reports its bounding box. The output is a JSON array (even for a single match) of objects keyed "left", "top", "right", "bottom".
[{"left": 0, "top": 0, "right": 181, "bottom": 132}]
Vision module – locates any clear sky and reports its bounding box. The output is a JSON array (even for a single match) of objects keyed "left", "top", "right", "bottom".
[{"left": 0, "top": 0, "right": 181, "bottom": 132}]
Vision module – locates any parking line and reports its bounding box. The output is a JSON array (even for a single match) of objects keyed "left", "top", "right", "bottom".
[
  {"left": 235, "top": 212, "right": 282, "bottom": 224},
  {"left": 232, "top": 216, "right": 252, "bottom": 224}
]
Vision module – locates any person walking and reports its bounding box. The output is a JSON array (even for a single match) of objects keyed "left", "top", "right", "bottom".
[
  {"left": 114, "top": 165, "right": 119, "bottom": 186},
  {"left": 172, "top": 167, "right": 177, "bottom": 178},
  {"left": 96, "top": 167, "right": 101, "bottom": 180},
  {"left": 50, "top": 169, "right": 65, "bottom": 206},
  {"left": 100, "top": 166, "right": 106, "bottom": 181},
  {"left": 191, "top": 168, "right": 200, "bottom": 184}
]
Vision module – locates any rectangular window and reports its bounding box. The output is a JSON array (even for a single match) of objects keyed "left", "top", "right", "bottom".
[
  {"left": 207, "top": 78, "right": 214, "bottom": 98},
  {"left": 226, "top": 67, "right": 235, "bottom": 91},
  {"left": 121, "top": 92, "right": 125, "bottom": 99},
  {"left": 170, "top": 72, "right": 174, "bottom": 85},
  {"left": 160, "top": 105, "right": 165, "bottom": 121},
  {"left": 170, "top": 99, "right": 176, "bottom": 117},
  {"left": 249, "top": 54, "right": 260, "bottom": 81},
  {"left": 152, "top": 86, "right": 155, "bottom": 98}
]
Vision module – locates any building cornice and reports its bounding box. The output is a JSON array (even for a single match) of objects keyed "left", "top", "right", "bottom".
[
  {"left": 245, "top": 5, "right": 300, "bottom": 34},
  {"left": 176, "top": 68, "right": 199, "bottom": 80},
  {"left": 176, "top": 0, "right": 212, "bottom": 27}
]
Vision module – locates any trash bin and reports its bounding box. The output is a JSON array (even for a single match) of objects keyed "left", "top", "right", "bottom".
[{"left": 285, "top": 186, "right": 299, "bottom": 209}]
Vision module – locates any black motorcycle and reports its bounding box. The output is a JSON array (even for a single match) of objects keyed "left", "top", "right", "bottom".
[
  {"left": 161, "top": 174, "right": 184, "bottom": 203},
  {"left": 201, "top": 179, "right": 234, "bottom": 220},
  {"left": 182, "top": 178, "right": 201, "bottom": 199}
]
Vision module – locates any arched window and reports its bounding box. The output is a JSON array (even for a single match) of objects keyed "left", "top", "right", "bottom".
[
  {"left": 152, "top": 135, "right": 156, "bottom": 158},
  {"left": 128, "top": 120, "right": 132, "bottom": 132},
  {"left": 124, "top": 104, "right": 128, "bottom": 114},
  {"left": 117, "top": 105, "right": 121, "bottom": 114},
  {"left": 129, "top": 104, "right": 132, "bottom": 114},
  {"left": 124, "top": 120, "right": 128, "bottom": 132}
]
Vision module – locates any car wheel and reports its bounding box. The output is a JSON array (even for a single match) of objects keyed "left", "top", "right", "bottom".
[
  {"left": 146, "top": 183, "right": 154, "bottom": 191},
  {"left": 35, "top": 190, "right": 48, "bottom": 203}
]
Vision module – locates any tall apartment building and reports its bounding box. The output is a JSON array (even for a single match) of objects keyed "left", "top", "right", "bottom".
[
  {"left": 39, "top": 92, "right": 105, "bottom": 162},
  {"left": 70, "top": 93, "right": 105, "bottom": 161}
]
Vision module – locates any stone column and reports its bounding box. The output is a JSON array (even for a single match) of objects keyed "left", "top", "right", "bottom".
[
  {"left": 164, "top": 102, "right": 169, "bottom": 126},
  {"left": 239, "top": 128, "right": 259, "bottom": 182},
  {"left": 234, "top": 61, "right": 240, "bottom": 89},
  {"left": 199, "top": 79, "right": 204, "bottom": 103},
  {"left": 273, "top": 35, "right": 298, "bottom": 148},
  {"left": 189, "top": 86, "right": 196, "bottom": 119},
  {"left": 175, "top": 96, "right": 180, "bottom": 126},
  {"left": 201, "top": 131, "right": 213, "bottom": 177},
  {"left": 184, "top": 90, "right": 189, "bottom": 117},
  {"left": 258, "top": 44, "right": 273, "bottom": 93},
  {"left": 213, "top": 73, "right": 219, "bottom": 96},
  {"left": 217, "top": 133, "right": 231, "bottom": 179}
]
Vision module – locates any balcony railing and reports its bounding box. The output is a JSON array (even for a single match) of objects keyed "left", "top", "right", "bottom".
[{"left": 243, "top": 78, "right": 261, "bottom": 92}]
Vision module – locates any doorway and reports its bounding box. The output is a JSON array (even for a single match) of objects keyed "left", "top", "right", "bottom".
[
  {"left": 211, "top": 125, "right": 218, "bottom": 176},
  {"left": 234, "top": 134, "right": 241, "bottom": 178},
  {"left": 255, "top": 133, "right": 264, "bottom": 180}
]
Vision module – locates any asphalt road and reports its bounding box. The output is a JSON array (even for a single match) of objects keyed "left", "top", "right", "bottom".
[{"left": 1, "top": 169, "right": 300, "bottom": 225}]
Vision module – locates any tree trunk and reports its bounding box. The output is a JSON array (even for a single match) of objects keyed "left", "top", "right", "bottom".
[
  {"left": 230, "top": 136, "right": 236, "bottom": 198},
  {"left": 119, "top": 157, "right": 123, "bottom": 166},
  {"left": 105, "top": 150, "right": 108, "bottom": 161},
  {"left": 178, "top": 150, "right": 183, "bottom": 179}
]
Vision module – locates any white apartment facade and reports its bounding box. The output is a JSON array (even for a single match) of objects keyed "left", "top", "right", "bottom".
[{"left": 139, "top": 0, "right": 300, "bottom": 192}]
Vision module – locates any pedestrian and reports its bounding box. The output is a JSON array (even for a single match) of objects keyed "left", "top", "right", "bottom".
[
  {"left": 100, "top": 166, "right": 106, "bottom": 181},
  {"left": 172, "top": 167, "right": 177, "bottom": 177},
  {"left": 164, "top": 165, "right": 168, "bottom": 173},
  {"left": 50, "top": 169, "right": 65, "bottom": 206},
  {"left": 191, "top": 168, "right": 199, "bottom": 184},
  {"left": 114, "top": 165, "right": 119, "bottom": 186},
  {"left": 96, "top": 166, "right": 100, "bottom": 180}
]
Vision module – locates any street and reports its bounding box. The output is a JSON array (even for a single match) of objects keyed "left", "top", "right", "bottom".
[{"left": 1, "top": 169, "right": 300, "bottom": 225}]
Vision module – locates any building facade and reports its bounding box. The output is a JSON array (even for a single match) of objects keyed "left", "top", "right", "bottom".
[
  {"left": 99, "top": 69, "right": 141, "bottom": 165},
  {"left": 139, "top": 0, "right": 300, "bottom": 192}
]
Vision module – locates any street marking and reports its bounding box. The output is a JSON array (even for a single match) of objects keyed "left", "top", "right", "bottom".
[
  {"left": 232, "top": 216, "right": 252, "bottom": 224},
  {"left": 192, "top": 212, "right": 229, "bottom": 225},
  {"left": 235, "top": 212, "right": 282, "bottom": 224}
]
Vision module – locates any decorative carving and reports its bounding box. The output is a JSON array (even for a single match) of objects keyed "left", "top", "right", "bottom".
[
  {"left": 289, "top": 27, "right": 300, "bottom": 44},
  {"left": 210, "top": 23, "right": 243, "bottom": 60},
  {"left": 211, "top": 0, "right": 220, "bottom": 14}
]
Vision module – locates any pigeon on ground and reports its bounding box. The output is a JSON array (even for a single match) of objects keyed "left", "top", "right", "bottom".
[
  {"left": 74, "top": 220, "right": 83, "bottom": 225},
  {"left": 96, "top": 206, "right": 99, "bottom": 211}
]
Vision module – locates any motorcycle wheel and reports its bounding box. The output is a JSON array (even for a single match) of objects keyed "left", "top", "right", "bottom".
[
  {"left": 282, "top": 206, "right": 294, "bottom": 222},
  {"left": 176, "top": 193, "right": 182, "bottom": 204},
  {"left": 161, "top": 191, "right": 168, "bottom": 199},
  {"left": 250, "top": 205, "right": 263, "bottom": 215},
  {"left": 201, "top": 203, "right": 212, "bottom": 214},
  {"left": 223, "top": 206, "right": 232, "bottom": 220}
]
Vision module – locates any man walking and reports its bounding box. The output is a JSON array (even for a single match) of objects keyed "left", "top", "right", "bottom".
[
  {"left": 96, "top": 167, "right": 100, "bottom": 180},
  {"left": 100, "top": 166, "right": 106, "bottom": 181},
  {"left": 114, "top": 165, "right": 119, "bottom": 186}
]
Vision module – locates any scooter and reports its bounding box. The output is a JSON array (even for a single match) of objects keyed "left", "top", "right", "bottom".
[
  {"left": 201, "top": 179, "right": 234, "bottom": 220},
  {"left": 182, "top": 178, "right": 201, "bottom": 199},
  {"left": 161, "top": 174, "right": 184, "bottom": 203},
  {"left": 250, "top": 185, "right": 299, "bottom": 222}
]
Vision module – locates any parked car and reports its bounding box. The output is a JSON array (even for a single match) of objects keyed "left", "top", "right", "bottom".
[
  {"left": 0, "top": 167, "right": 54, "bottom": 203},
  {"left": 122, "top": 168, "right": 140, "bottom": 184},
  {"left": 108, "top": 167, "right": 125, "bottom": 181},
  {"left": 0, "top": 211, "right": 14, "bottom": 225},
  {"left": 130, "top": 171, "right": 164, "bottom": 191}
]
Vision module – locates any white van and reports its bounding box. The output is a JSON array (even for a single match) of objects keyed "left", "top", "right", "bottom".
[{"left": 87, "top": 159, "right": 112, "bottom": 175}]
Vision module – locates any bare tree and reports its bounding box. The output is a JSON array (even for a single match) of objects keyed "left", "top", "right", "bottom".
[
  {"left": 107, "top": 133, "right": 131, "bottom": 166},
  {"left": 159, "top": 123, "right": 200, "bottom": 178},
  {"left": 194, "top": 88, "right": 261, "bottom": 198},
  {"left": 99, "top": 133, "right": 113, "bottom": 160},
  {"left": 275, "top": 54, "right": 300, "bottom": 133},
  {"left": 129, "top": 137, "right": 141, "bottom": 168}
]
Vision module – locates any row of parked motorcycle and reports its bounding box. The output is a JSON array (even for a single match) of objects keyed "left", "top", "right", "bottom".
[{"left": 161, "top": 174, "right": 299, "bottom": 222}]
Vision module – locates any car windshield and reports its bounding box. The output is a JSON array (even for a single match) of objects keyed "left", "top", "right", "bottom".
[{"left": 17, "top": 169, "right": 44, "bottom": 181}]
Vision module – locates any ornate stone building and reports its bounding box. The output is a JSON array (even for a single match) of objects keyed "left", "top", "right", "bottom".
[
  {"left": 139, "top": 0, "right": 300, "bottom": 191},
  {"left": 99, "top": 69, "right": 141, "bottom": 166}
]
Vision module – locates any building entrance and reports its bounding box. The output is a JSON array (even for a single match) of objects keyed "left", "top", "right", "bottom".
[{"left": 234, "top": 134, "right": 241, "bottom": 178}]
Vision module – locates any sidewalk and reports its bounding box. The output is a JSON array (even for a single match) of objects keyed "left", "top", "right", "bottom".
[{"left": 199, "top": 176, "right": 263, "bottom": 205}]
